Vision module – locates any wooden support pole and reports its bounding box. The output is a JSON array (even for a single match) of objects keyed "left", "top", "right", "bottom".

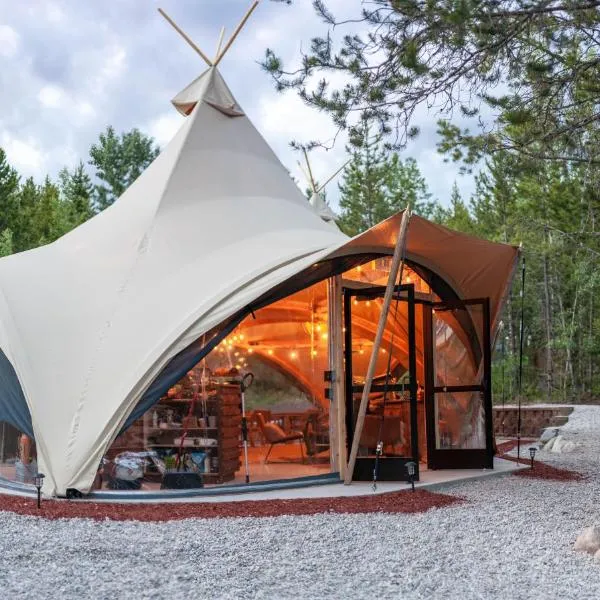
[
  {"left": 344, "top": 209, "right": 411, "bottom": 485},
  {"left": 214, "top": 27, "right": 226, "bottom": 62},
  {"left": 214, "top": 1, "right": 259, "bottom": 66},
  {"left": 302, "top": 147, "right": 318, "bottom": 193},
  {"left": 317, "top": 160, "right": 350, "bottom": 194},
  {"left": 328, "top": 275, "right": 344, "bottom": 475},
  {"left": 158, "top": 8, "right": 214, "bottom": 67}
]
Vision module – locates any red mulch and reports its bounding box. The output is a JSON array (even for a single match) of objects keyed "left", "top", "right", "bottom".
[
  {"left": 497, "top": 439, "right": 586, "bottom": 482},
  {"left": 0, "top": 489, "right": 463, "bottom": 522}
]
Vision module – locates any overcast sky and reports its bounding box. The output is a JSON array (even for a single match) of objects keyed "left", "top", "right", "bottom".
[{"left": 0, "top": 0, "right": 476, "bottom": 210}]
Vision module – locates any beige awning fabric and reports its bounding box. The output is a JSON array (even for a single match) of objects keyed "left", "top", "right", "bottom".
[{"left": 330, "top": 212, "right": 520, "bottom": 331}]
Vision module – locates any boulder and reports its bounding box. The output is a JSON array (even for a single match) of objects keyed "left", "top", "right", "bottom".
[
  {"left": 574, "top": 526, "right": 600, "bottom": 554},
  {"left": 540, "top": 427, "right": 560, "bottom": 444}
]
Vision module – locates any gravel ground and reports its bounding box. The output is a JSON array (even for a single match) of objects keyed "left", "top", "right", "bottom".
[{"left": 1, "top": 406, "right": 600, "bottom": 600}]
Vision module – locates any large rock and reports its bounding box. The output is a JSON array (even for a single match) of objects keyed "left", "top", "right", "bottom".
[
  {"left": 549, "top": 436, "right": 578, "bottom": 453},
  {"left": 540, "top": 427, "right": 560, "bottom": 444},
  {"left": 574, "top": 526, "right": 600, "bottom": 554}
]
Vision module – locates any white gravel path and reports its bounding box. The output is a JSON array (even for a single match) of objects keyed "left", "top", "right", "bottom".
[{"left": 2, "top": 406, "right": 600, "bottom": 600}]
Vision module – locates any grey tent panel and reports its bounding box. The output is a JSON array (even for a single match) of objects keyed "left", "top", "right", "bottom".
[{"left": 0, "top": 348, "right": 33, "bottom": 437}]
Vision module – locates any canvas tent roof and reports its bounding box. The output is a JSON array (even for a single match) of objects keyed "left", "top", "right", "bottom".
[{"left": 0, "top": 65, "right": 518, "bottom": 496}]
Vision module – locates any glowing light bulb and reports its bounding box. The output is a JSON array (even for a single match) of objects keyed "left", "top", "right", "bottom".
[
  {"left": 359, "top": 348, "right": 365, "bottom": 355},
  {"left": 239, "top": 334, "right": 244, "bottom": 340},
  {"left": 353, "top": 299, "right": 358, "bottom": 306},
  {"left": 234, "top": 351, "right": 240, "bottom": 357},
  {"left": 311, "top": 350, "right": 318, "bottom": 357},
  {"left": 366, "top": 301, "right": 371, "bottom": 307},
  {"left": 316, "top": 324, "right": 322, "bottom": 332},
  {"left": 248, "top": 348, "right": 253, "bottom": 354},
  {"left": 290, "top": 351, "right": 298, "bottom": 359},
  {"left": 268, "top": 349, "right": 274, "bottom": 356},
  {"left": 321, "top": 333, "right": 328, "bottom": 340},
  {"left": 233, "top": 335, "right": 238, "bottom": 342}
]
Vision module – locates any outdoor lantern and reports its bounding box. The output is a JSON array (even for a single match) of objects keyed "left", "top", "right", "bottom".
[
  {"left": 405, "top": 461, "right": 417, "bottom": 492},
  {"left": 34, "top": 473, "right": 45, "bottom": 509},
  {"left": 529, "top": 447, "right": 537, "bottom": 469}
]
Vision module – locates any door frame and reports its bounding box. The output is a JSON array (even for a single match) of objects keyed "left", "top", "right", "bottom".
[
  {"left": 423, "top": 297, "right": 494, "bottom": 470},
  {"left": 343, "top": 283, "right": 419, "bottom": 482}
]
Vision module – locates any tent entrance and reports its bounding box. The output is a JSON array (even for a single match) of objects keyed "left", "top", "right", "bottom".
[
  {"left": 424, "top": 298, "right": 494, "bottom": 470},
  {"left": 343, "top": 284, "right": 419, "bottom": 482}
]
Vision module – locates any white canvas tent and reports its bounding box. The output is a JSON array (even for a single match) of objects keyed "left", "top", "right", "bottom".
[
  {"left": 0, "top": 10, "right": 519, "bottom": 496},
  {"left": 0, "top": 64, "right": 355, "bottom": 496}
]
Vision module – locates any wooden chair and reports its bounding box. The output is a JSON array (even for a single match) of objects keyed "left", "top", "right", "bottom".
[{"left": 255, "top": 411, "right": 305, "bottom": 464}]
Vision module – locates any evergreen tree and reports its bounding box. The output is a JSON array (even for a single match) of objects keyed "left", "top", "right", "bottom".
[
  {"left": 445, "top": 182, "right": 475, "bottom": 234},
  {"left": 0, "top": 148, "right": 20, "bottom": 236},
  {"left": 0, "top": 228, "right": 13, "bottom": 257},
  {"left": 89, "top": 126, "right": 159, "bottom": 211},
  {"left": 59, "top": 161, "right": 94, "bottom": 225},
  {"left": 337, "top": 134, "right": 390, "bottom": 236}
]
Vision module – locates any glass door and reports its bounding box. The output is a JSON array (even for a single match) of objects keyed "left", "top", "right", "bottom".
[
  {"left": 424, "top": 298, "right": 494, "bottom": 469},
  {"left": 343, "top": 284, "right": 419, "bottom": 482}
]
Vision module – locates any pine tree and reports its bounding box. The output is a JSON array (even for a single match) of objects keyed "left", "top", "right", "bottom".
[
  {"left": 0, "top": 148, "right": 20, "bottom": 236},
  {"left": 0, "top": 228, "right": 13, "bottom": 257},
  {"left": 337, "top": 135, "right": 390, "bottom": 236},
  {"left": 59, "top": 161, "right": 94, "bottom": 225},
  {"left": 445, "top": 182, "right": 475, "bottom": 234}
]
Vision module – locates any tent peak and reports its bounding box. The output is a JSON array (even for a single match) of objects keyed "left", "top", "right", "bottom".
[
  {"left": 171, "top": 67, "right": 245, "bottom": 117},
  {"left": 158, "top": 1, "right": 259, "bottom": 68}
]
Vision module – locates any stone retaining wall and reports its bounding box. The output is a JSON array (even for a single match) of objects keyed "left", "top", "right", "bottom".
[{"left": 493, "top": 405, "right": 573, "bottom": 437}]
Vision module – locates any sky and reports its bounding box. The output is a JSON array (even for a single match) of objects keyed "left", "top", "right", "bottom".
[{"left": 0, "top": 0, "right": 477, "bottom": 211}]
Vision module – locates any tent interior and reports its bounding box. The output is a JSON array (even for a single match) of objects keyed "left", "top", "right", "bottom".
[{"left": 0, "top": 254, "right": 492, "bottom": 492}]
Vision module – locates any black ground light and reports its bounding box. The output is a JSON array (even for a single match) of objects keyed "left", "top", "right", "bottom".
[
  {"left": 529, "top": 446, "right": 537, "bottom": 469},
  {"left": 34, "top": 473, "right": 45, "bottom": 509},
  {"left": 405, "top": 461, "right": 416, "bottom": 492}
]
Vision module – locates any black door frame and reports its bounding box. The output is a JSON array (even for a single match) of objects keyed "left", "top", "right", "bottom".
[
  {"left": 423, "top": 297, "right": 494, "bottom": 469},
  {"left": 343, "top": 284, "right": 419, "bottom": 482}
]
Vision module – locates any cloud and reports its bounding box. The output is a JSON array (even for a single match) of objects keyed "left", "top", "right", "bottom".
[
  {"left": 1, "top": 133, "right": 45, "bottom": 175},
  {"left": 0, "top": 25, "right": 19, "bottom": 58},
  {"left": 0, "top": 0, "right": 476, "bottom": 208}
]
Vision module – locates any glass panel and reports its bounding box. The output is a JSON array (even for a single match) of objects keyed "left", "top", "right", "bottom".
[
  {"left": 343, "top": 258, "right": 435, "bottom": 296},
  {"left": 0, "top": 423, "right": 36, "bottom": 485},
  {"left": 434, "top": 391, "right": 486, "bottom": 449},
  {"left": 433, "top": 305, "right": 484, "bottom": 387},
  {"left": 347, "top": 295, "right": 427, "bottom": 462},
  {"left": 351, "top": 391, "right": 413, "bottom": 458},
  {"left": 99, "top": 280, "right": 332, "bottom": 492}
]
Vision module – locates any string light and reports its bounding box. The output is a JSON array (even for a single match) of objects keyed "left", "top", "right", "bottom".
[
  {"left": 290, "top": 351, "right": 298, "bottom": 359},
  {"left": 267, "top": 349, "right": 274, "bottom": 356},
  {"left": 321, "top": 333, "right": 328, "bottom": 340},
  {"left": 366, "top": 300, "right": 371, "bottom": 307},
  {"left": 311, "top": 350, "right": 318, "bottom": 357},
  {"left": 248, "top": 348, "right": 253, "bottom": 354}
]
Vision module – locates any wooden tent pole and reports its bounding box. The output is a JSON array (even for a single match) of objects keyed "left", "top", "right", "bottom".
[
  {"left": 302, "top": 148, "right": 318, "bottom": 193},
  {"left": 158, "top": 8, "right": 214, "bottom": 67},
  {"left": 214, "top": 1, "right": 259, "bottom": 66},
  {"left": 317, "top": 160, "right": 350, "bottom": 194},
  {"left": 214, "top": 27, "right": 226, "bottom": 62},
  {"left": 344, "top": 208, "right": 411, "bottom": 485}
]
